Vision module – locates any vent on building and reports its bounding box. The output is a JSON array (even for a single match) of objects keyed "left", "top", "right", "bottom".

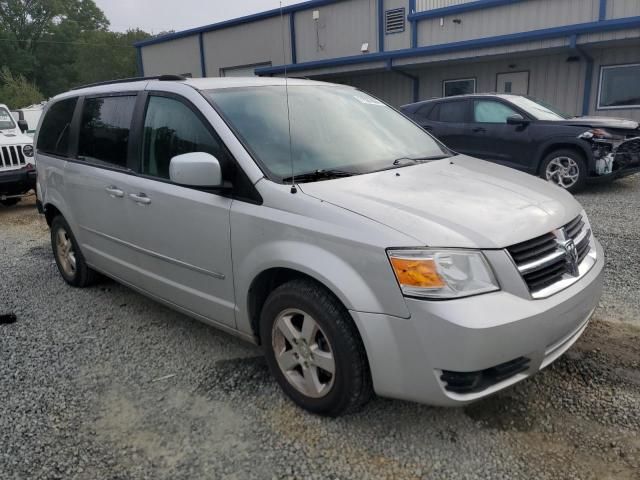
[{"left": 385, "top": 8, "right": 406, "bottom": 34}]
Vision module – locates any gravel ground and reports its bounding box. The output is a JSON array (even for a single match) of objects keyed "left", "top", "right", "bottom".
[{"left": 1, "top": 177, "right": 639, "bottom": 480}]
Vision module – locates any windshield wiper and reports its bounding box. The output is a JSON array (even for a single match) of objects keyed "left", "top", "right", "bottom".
[
  {"left": 282, "top": 169, "right": 356, "bottom": 183},
  {"left": 392, "top": 155, "right": 452, "bottom": 166}
]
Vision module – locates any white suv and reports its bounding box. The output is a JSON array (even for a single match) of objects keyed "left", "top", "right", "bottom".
[
  {"left": 0, "top": 103, "right": 35, "bottom": 206},
  {"left": 36, "top": 76, "right": 604, "bottom": 416}
]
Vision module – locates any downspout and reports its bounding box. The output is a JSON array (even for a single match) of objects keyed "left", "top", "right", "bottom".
[
  {"left": 378, "top": 0, "right": 385, "bottom": 52},
  {"left": 290, "top": 11, "right": 297, "bottom": 64},
  {"left": 409, "top": 0, "right": 418, "bottom": 48},
  {"left": 198, "top": 33, "right": 207, "bottom": 77},
  {"left": 386, "top": 59, "right": 420, "bottom": 103},
  {"left": 570, "top": 33, "right": 595, "bottom": 116},
  {"left": 599, "top": 0, "right": 607, "bottom": 21},
  {"left": 136, "top": 46, "right": 144, "bottom": 76}
]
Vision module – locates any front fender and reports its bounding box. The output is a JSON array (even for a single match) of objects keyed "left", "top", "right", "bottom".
[
  {"left": 233, "top": 239, "right": 412, "bottom": 336},
  {"left": 534, "top": 137, "right": 594, "bottom": 171}
]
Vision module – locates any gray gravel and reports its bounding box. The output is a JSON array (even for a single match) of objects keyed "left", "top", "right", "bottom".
[{"left": 1, "top": 177, "right": 639, "bottom": 480}]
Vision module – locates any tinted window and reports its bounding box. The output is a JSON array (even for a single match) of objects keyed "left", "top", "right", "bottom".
[
  {"left": 416, "top": 103, "right": 434, "bottom": 118},
  {"left": 437, "top": 101, "right": 467, "bottom": 123},
  {"left": 37, "top": 98, "right": 78, "bottom": 156},
  {"left": 598, "top": 64, "right": 640, "bottom": 109},
  {"left": 443, "top": 78, "right": 476, "bottom": 97},
  {"left": 78, "top": 96, "right": 135, "bottom": 168},
  {"left": 142, "top": 96, "right": 231, "bottom": 180},
  {"left": 474, "top": 100, "right": 519, "bottom": 123}
]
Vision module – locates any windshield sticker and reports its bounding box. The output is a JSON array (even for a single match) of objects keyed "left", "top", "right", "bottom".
[{"left": 353, "top": 94, "right": 385, "bottom": 106}]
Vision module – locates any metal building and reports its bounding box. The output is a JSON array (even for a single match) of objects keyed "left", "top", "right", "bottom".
[{"left": 135, "top": 0, "right": 640, "bottom": 120}]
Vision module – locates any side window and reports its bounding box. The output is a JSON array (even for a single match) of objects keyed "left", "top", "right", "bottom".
[
  {"left": 78, "top": 96, "right": 136, "bottom": 168},
  {"left": 37, "top": 98, "right": 78, "bottom": 156},
  {"left": 437, "top": 101, "right": 467, "bottom": 123},
  {"left": 142, "top": 95, "right": 231, "bottom": 180},
  {"left": 474, "top": 100, "right": 519, "bottom": 124},
  {"left": 416, "top": 103, "right": 434, "bottom": 119}
]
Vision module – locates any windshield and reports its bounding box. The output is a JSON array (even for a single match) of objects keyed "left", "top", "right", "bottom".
[
  {"left": 205, "top": 86, "right": 448, "bottom": 180},
  {"left": 505, "top": 96, "right": 571, "bottom": 120},
  {"left": 0, "top": 107, "right": 17, "bottom": 130}
]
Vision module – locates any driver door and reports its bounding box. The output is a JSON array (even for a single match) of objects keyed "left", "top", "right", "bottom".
[{"left": 124, "top": 93, "right": 236, "bottom": 327}]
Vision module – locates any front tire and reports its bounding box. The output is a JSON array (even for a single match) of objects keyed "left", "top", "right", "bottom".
[
  {"left": 260, "top": 278, "right": 373, "bottom": 416},
  {"left": 51, "top": 216, "right": 98, "bottom": 287},
  {"left": 540, "top": 149, "right": 587, "bottom": 193}
]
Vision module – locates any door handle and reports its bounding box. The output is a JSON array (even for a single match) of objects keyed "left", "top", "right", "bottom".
[
  {"left": 472, "top": 127, "right": 487, "bottom": 133},
  {"left": 129, "top": 192, "right": 151, "bottom": 205},
  {"left": 105, "top": 186, "right": 124, "bottom": 198}
]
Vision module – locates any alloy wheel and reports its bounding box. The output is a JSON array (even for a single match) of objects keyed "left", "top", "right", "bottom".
[
  {"left": 56, "top": 227, "right": 77, "bottom": 278},
  {"left": 272, "top": 308, "right": 336, "bottom": 398},
  {"left": 545, "top": 156, "right": 580, "bottom": 189}
]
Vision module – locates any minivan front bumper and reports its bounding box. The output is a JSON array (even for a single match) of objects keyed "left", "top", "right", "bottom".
[{"left": 350, "top": 240, "right": 604, "bottom": 406}]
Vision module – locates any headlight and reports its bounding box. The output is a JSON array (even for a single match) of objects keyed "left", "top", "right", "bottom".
[
  {"left": 23, "top": 145, "right": 34, "bottom": 157},
  {"left": 387, "top": 249, "right": 499, "bottom": 299},
  {"left": 579, "top": 129, "right": 621, "bottom": 141}
]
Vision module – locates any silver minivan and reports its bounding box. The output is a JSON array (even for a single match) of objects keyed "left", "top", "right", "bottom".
[{"left": 36, "top": 76, "right": 604, "bottom": 416}]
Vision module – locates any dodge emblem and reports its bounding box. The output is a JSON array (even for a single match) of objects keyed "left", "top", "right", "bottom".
[{"left": 558, "top": 236, "right": 580, "bottom": 277}]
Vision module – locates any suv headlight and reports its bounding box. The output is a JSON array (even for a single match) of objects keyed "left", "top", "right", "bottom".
[
  {"left": 23, "top": 145, "right": 34, "bottom": 157},
  {"left": 387, "top": 249, "right": 499, "bottom": 299}
]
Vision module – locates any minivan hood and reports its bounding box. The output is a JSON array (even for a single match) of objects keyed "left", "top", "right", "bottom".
[
  {"left": 551, "top": 116, "right": 639, "bottom": 131},
  {"left": 299, "top": 156, "right": 582, "bottom": 248}
]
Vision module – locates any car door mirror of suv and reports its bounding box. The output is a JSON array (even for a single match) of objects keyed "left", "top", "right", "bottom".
[
  {"left": 506, "top": 114, "right": 530, "bottom": 126},
  {"left": 17, "top": 119, "right": 29, "bottom": 133},
  {"left": 169, "top": 152, "right": 223, "bottom": 188}
]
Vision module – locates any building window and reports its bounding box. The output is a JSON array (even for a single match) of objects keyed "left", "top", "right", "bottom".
[
  {"left": 385, "top": 8, "right": 406, "bottom": 34},
  {"left": 598, "top": 64, "right": 640, "bottom": 109},
  {"left": 443, "top": 78, "right": 476, "bottom": 97}
]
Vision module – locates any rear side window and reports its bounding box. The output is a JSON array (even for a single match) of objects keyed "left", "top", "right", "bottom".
[
  {"left": 432, "top": 101, "right": 467, "bottom": 123},
  {"left": 78, "top": 96, "right": 136, "bottom": 168},
  {"left": 141, "top": 95, "right": 231, "bottom": 180},
  {"left": 37, "top": 98, "right": 78, "bottom": 156}
]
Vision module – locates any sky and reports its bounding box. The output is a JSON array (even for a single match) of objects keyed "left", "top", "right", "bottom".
[{"left": 94, "top": 0, "right": 304, "bottom": 34}]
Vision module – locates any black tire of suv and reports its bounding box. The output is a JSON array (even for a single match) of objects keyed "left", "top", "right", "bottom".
[
  {"left": 51, "top": 216, "right": 98, "bottom": 288},
  {"left": 1, "top": 198, "right": 20, "bottom": 207},
  {"left": 539, "top": 149, "right": 587, "bottom": 193},
  {"left": 260, "top": 278, "right": 373, "bottom": 417}
]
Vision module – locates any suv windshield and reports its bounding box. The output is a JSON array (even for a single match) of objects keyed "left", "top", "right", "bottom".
[
  {"left": 205, "top": 86, "right": 448, "bottom": 181},
  {"left": 505, "top": 96, "right": 571, "bottom": 121},
  {"left": 0, "top": 107, "right": 17, "bottom": 130}
]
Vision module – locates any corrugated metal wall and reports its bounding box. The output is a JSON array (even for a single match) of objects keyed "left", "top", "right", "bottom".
[
  {"left": 202, "top": 15, "right": 292, "bottom": 77},
  {"left": 324, "top": 70, "right": 415, "bottom": 106},
  {"left": 416, "top": 0, "right": 475, "bottom": 11},
  {"left": 294, "top": 0, "right": 378, "bottom": 62},
  {"left": 417, "top": 0, "right": 600, "bottom": 47},
  {"left": 141, "top": 35, "right": 202, "bottom": 77}
]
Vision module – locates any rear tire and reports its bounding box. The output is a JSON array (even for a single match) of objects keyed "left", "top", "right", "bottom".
[
  {"left": 51, "top": 216, "right": 98, "bottom": 288},
  {"left": 260, "top": 278, "right": 373, "bottom": 416},
  {"left": 1, "top": 198, "right": 20, "bottom": 207},
  {"left": 539, "top": 149, "right": 587, "bottom": 193}
]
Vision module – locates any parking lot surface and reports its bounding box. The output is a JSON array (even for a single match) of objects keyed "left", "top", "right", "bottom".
[{"left": 1, "top": 177, "right": 639, "bottom": 480}]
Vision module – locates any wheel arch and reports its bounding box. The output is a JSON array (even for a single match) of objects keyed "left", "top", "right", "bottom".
[{"left": 536, "top": 140, "right": 593, "bottom": 175}]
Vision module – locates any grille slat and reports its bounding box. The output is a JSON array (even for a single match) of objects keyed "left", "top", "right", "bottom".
[
  {"left": 0, "top": 145, "right": 27, "bottom": 170},
  {"left": 507, "top": 215, "right": 593, "bottom": 296}
]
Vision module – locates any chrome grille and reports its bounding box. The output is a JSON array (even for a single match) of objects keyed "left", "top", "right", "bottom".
[
  {"left": 507, "top": 215, "right": 593, "bottom": 296},
  {"left": 0, "top": 145, "right": 27, "bottom": 169}
]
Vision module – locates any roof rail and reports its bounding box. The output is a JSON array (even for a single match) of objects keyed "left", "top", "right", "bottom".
[{"left": 71, "top": 74, "right": 186, "bottom": 91}]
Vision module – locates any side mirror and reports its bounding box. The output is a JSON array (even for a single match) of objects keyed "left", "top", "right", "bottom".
[
  {"left": 506, "top": 114, "right": 530, "bottom": 126},
  {"left": 17, "top": 120, "right": 29, "bottom": 133},
  {"left": 169, "top": 152, "right": 223, "bottom": 188}
]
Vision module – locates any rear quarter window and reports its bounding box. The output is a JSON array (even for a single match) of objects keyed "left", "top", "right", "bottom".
[{"left": 37, "top": 98, "right": 78, "bottom": 157}]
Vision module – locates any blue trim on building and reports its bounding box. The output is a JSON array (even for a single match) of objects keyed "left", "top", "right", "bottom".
[
  {"left": 409, "top": 0, "right": 417, "bottom": 48},
  {"left": 599, "top": 0, "right": 607, "bottom": 21},
  {"left": 134, "top": 0, "right": 345, "bottom": 47},
  {"left": 198, "top": 33, "right": 207, "bottom": 77},
  {"left": 255, "top": 16, "right": 640, "bottom": 75},
  {"left": 407, "top": 0, "right": 526, "bottom": 21},
  {"left": 582, "top": 59, "right": 595, "bottom": 115},
  {"left": 136, "top": 47, "right": 144, "bottom": 76},
  {"left": 378, "top": 0, "right": 385, "bottom": 52},
  {"left": 290, "top": 11, "right": 297, "bottom": 64}
]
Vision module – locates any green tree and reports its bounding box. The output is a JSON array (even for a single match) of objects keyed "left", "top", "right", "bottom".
[{"left": 0, "top": 66, "right": 44, "bottom": 109}]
